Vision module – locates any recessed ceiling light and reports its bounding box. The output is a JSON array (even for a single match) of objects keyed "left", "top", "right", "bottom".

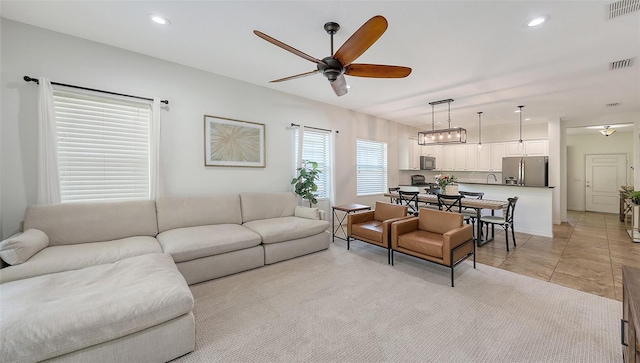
[
  {"left": 526, "top": 15, "right": 549, "bottom": 27},
  {"left": 151, "top": 15, "right": 170, "bottom": 25},
  {"left": 524, "top": 118, "right": 531, "bottom": 121},
  {"left": 514, "top": 109, "right": 521, "bottom": 113}
]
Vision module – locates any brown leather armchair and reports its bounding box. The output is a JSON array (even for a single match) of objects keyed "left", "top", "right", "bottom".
[
  {"left": 347, "top": 201, "right": 409, "bottom": 264},
  {"left": 391, "top": 208, "right": 475, "bottom": 287}
]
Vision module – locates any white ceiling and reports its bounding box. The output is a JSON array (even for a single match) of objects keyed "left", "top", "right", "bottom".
[{"left": 1, "top": 1, "right": 639, "bottom": 131}]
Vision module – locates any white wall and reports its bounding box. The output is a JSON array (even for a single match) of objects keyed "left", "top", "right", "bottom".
[
  {"left": 0, "top": 19, "right": 417, "bottom": 238},
  {"left": 566, "top": 131, "right": 634, "bottom": 211}
]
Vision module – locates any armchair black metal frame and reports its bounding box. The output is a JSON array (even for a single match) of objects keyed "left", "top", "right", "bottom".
[{"left": 480, "top": 197, "right": 519, "bottom": 251}]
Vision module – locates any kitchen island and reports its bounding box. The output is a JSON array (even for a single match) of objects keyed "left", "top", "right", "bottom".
[{"left": 458, "top": 183, "right": 554, "bottom": 238}]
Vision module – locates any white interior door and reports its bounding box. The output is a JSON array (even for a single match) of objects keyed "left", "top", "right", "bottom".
[{"left": 586, "top": 154, "right": 627, "bottom": 213}]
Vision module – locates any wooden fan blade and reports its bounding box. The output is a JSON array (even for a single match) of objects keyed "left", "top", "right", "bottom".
[
  {"left": 334, "top": 15, "right": 388, "bottom": 67},
  {"left": 330, "top": 74, "right": 348, "bottom": 97},
  {"left": 254, "top": 30, "right": 325, "bottom": 65},
  {"left": 270, "top": 70, "right": 319, "bottom": 83},
  {"left": 345, "top": 64, "right": 412, "bottom": 78}
]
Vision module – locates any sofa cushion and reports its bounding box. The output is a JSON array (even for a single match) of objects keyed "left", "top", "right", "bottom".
[
  {"left": 156, "top": 224, "right": 262, "bottom": 263},
  {"left": 294, "top": 206, "right": 320, "bottom": 220},
  {"left": 398, "top": 230, "right": 444, "bottom": 258},
  {"left": 0, "top": 236, "right": 162, "bottom": 284},
  {"left": 242, "top": 217, "right": 329, "bottom": 244},
  {"left": 156, "top": 195, "right": 243, "bottom": 233},
  {"left": 0, "top": 253, "right": 193, "bottom": 363},
  {"left": 24, "top": 200, "right": 158, "bottom": 246},
  {"left": 240, "top": 192, "right": 297, "bottom": 223},
  {"left": 0, "top": 229, "right": 49, "bottom": 265},
  {"left": 351, "top": 220, "right": 383, "bottom": 242}
]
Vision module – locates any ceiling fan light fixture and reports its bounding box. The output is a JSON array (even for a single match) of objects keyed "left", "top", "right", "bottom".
[
  {"left": 600, "top": 126, "right": 616, "bottom": 136},
  {"left": 418, "top": 99, "right": 467, "bottom": 145}
]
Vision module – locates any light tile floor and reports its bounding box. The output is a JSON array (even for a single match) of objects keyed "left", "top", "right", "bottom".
[{"left": 476, "top": 210, "right": 640, "bottom": 301}]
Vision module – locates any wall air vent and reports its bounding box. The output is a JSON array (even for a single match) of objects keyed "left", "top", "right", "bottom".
[
  {"left": 606, "top": 102, "right": 620, "bottom": 107},
  {"left": 606, "top": 0, "right": 640, "bottom": 19},
  {"left": 609, "top": 58, "right": 634, "bottom": 70}
]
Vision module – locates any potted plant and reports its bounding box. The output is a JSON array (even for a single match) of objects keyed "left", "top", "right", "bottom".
[
  {"left": 291, "top": 160, "right": 322, "bottom": 207},
  {"left": 434, "top": 173, "right": 458, "bottom": 195},
  {"left": 627, "top": 190, "right": 640, "bottom": 205}
]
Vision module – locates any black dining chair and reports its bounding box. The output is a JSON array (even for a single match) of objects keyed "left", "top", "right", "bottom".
[
  {"left": 479, "top": 197, "right": 519, "bottom": 251},
  {"left": 437, "top": 194, "right": 471, "bottom": 225},
  {"left": 398, "top": 190, "right": 420, "bottom": 216},
  {"left": 459, "top": 191, "right": 484, "bottom": 238},
  {"left": 388, "top": 187, "right": 401, "bottom": 204}
]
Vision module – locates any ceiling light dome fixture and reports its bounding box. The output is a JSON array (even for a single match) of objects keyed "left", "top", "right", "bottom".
[
  {"left": 418, "top": 99, "right": 467, "bottom": 145},
  {"left": 600, "top": 125, "right": 617, "bottom": 137},
  {"left": 151, "top": 15, "right": 170, "bottom": 25},
  {"left": 526, "top": 15, "right": 549, "bottom": 27}
]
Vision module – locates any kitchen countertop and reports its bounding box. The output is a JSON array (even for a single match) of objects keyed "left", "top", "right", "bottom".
[
  {"left": 458, "top": 181, "right": 555, "bottom": 188},
  {"left": 400, "top": 182, "right": 554, "bottom": 189}
]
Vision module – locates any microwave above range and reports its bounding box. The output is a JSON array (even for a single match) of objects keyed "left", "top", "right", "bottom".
[{"left": 420, "top": 156, "right": 436, "bottom": 170}]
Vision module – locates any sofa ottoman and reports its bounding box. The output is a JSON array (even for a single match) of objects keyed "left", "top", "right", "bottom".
[{"left": 0, "top": 253, "right": 195, "bottom": 362}]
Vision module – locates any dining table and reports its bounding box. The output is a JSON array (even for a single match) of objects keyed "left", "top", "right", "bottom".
[{"left": 384, "top": 192, "right": 508, "bottom": 247}]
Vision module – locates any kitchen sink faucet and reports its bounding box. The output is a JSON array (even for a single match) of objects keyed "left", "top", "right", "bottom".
[{"left": 487, "top": 173, "right": 498, "bottom": 183}]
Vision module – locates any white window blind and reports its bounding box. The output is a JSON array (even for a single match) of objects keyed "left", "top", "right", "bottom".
[
  {"left": 294, "top": 128, "right": 331, "bottom": 199},
  {"left": 53, "top": 88, "right": 152, "bottom": 203},
  {"left": 356, "top": 139, "right": 388, "bottom": 195}
]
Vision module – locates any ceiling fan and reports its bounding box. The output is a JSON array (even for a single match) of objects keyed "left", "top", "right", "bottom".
[{"left": 253, "top": 15, "right": 412, "bottom": 97}]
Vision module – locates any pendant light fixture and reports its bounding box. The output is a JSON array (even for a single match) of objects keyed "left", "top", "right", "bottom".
[
  {"left": 477, "top": 112, "right": 483, "bottom": 149},
  {"left": 517, "top": 105, "right": 525, "bottom": 148},
  {"left": 418, "top": 98, "right": 467, "bottom": 145}
]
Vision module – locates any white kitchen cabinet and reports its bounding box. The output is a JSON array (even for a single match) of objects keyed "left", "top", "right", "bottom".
[
  {"left": 464, "top": 144, "right": 478, "bottom": 171},
  {"left": 441, "top": 145, "right": 455, "bottom": 171},
  {"left": 490, "top": 142, "right": 506, "bottom": 171},
  {"left": 454, "top": 145, "right": 466, "bottom": 170},
  {"left": 478, "top": 142, "right": 505, "bottom": 172},
  {"left": 523, "top": 140, "right": 548, "bottom": 156},
  {"left": 399, "top": 138, "right": 421, "bottom": 170},
  {"left": 506, "top": 140, "right": 548, "bottom": 157}
]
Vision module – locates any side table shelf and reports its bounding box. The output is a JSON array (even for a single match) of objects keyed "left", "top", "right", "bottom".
[{"left": 331, "top": 204, "right": 372, "bottom": 242}]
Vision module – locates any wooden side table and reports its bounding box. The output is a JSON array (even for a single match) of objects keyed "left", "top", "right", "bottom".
[{"left": 331, "top": 204, "right": 371, "bottom": 242}]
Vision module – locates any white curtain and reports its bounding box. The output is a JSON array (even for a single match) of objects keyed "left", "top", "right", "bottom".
[
  {"left": 36, "top": 77, "right": 61, "bottom": 204},
  {"left": 150, "top": 98, "right": 164, "bottom": 200}
]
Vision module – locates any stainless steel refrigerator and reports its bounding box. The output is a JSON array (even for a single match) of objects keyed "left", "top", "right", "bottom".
[{"left": 502, "top": 156, "right": 548, "bottom": 187}]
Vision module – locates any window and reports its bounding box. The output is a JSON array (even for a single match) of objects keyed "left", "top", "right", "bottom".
[
  {"left": 356, "top": 139, "right": 387, "bottom": 195},
  {"left": 294, "top": 127, "right": 332, "bottom": 199},
  {"left": 53, "top": 88, "right": 152, "bottom": 202}
]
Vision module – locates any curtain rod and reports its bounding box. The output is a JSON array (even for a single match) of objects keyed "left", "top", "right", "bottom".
[
  {"left": 24, "top": 76, "right": 169, "bottom": 105},
  {"left": 290, "top": 123, "right": 338, "bottom": 134}
]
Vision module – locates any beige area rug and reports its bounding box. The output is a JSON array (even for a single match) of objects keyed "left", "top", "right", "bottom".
[{"left": 174, "top": 242, "right": 622, "bottom": 363}]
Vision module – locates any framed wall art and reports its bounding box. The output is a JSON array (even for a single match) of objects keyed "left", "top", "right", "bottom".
[{"left": 204, "top": 115, "right": 265, "bottom": 167}]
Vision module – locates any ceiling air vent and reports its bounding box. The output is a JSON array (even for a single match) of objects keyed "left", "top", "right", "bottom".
[
  {"left": 606, "top": 102, "right": 620, "bottom": 107},
  {"left": 606, "top": 0, "right": 640, "bottom": 19},
  {"left": 610, "top": 58, "right": 634, "bottom": 70}
]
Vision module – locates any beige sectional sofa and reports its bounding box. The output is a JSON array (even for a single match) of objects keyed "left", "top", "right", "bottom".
[{"left": 0, "top": 192, "right": 330, "bottom": 362}]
